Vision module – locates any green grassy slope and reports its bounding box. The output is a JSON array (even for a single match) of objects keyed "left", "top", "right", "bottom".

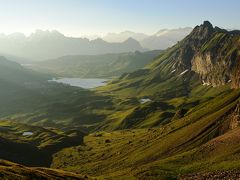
[
  {"left": 0, "top": 120, "right": 85, "bottom": 167},
  {"left": 94, "top": 21, "right": 240, "bottom": 131},
  {"left": 98, "top": 22, "right": 240, "bottom": 97},
  {"left": 0, "top": 56, "right": 114, "bottom": 129},
  {"left": 52, "top": 89, "right": 240, "bottom": 179},
  {"left": 51, "top": 22, "right": 240, "bottom": 179},
  {"left": 95, "top": 84, "right": 233, "bottom": 131},
  {"left": 1, "top": 22, "right": 240, "bottom": 179}
]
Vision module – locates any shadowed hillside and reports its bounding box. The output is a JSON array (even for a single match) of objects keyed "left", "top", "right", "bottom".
[{"left": 0, "top": 121, "right": 85, "bottom": 167}]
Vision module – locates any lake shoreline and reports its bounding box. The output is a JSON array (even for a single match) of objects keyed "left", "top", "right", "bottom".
[{"left": 48, "top": 77, "right": 109, "bottom": 89}]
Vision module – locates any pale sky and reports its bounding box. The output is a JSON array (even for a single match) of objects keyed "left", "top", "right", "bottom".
[{"left": 0, "top": 0, "right": 239, "bottom": 37}]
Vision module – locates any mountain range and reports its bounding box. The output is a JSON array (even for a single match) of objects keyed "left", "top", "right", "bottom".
[
  {"left": 105, "top": 21, "right": 240, "bottom": 94},
  {"left": 102, "top": 27, "right": 193, "bottom": 50},
  {"left": 0, "top": 31, "right": 144, "bottom": 61},
  {"left": 1, "top": 21, "right": 240, "bottom": 179},
  {"left": 0, "top": 27, "right": 192, "bottom": 62}
]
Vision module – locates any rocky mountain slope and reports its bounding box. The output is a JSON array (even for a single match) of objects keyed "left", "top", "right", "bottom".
[{"left": 102, "top": 21, "right": 240, "bottom": 97}]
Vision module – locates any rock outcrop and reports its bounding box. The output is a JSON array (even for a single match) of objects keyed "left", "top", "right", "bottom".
[
  {"left": 107, "top": 21, "right": 240, "bottom": 99},
  {"left": 229, "top": 101, "right": 240, "bottom": 129},
  {"left": 219, "top": 101, "right": 240, "bottom": 134},
  {"left": 174, "top": 21, "right": 240, "bottom": 88}
]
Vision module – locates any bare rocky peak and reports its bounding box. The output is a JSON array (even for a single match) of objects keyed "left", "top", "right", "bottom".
[
  {"left": 163, "top": 21, "right": 240, "bottom": 89},
  {"left": 190, "top": 21, "right": 215, "bottom": 40}
]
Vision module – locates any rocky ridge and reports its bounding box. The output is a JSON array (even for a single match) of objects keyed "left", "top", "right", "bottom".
[{"left": 176, "top": 21, "right": 240, "bottom": 88}]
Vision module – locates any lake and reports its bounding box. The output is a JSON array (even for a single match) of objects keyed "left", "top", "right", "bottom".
[{"left": 48, "top": 78, "right": 108, "bottom": 89}]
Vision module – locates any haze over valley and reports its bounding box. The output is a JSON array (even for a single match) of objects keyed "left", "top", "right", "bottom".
[
  {"left": 0, "top": 27, "right": 191, "bottom": 61},
  {"left": 0, "top": 0, "right": 240, "bottom": 179}
]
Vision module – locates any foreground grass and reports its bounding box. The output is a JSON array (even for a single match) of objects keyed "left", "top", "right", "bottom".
[
  {"left": 0, "top": 121, "right": 85, "bottom": 167},
  {"left": 0, "top": 160, "right": 90, "bottom": 180},
  {"left": 51, "top": 89, "right": 240, "bottom": 179}
]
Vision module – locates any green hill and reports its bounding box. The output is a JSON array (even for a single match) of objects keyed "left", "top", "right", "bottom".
[
  {"left": 94, "top": 21, "right": 240, "bottom": 130},
  {"left": 32, "top": 50, "right": 162, "bottom": 78},
  {"left": 99, "top": 21, "right": 240, "bottom": 97},
  {"left": 49, "top": 22, "right": 240, "bottom": 179},
  {"left": 0, "top": 120, "right": 85, "bottom": 167},
  {"left": 52, "top": 89, "right": 240, "bottom": 179},
  {"left": 0, "top": 56, "right": 111, "bottom": 129}
]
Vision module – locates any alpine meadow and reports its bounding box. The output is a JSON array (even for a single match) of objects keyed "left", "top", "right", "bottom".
[{"left": 0, "top": 0, "right": 240, "bottom": 179}]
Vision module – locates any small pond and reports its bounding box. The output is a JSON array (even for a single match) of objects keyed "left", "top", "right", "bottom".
[{"left": 22, "top": 131, "right": 34, "bottom": 136}]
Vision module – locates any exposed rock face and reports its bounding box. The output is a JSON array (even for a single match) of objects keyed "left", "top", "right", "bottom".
[
  {"left": 219, "top": 101, "right": 240, "bottom": 134},
  {"left": 231, "top": 55, "right": 240, "bottom": 88},
  {"left": 174, "top": 21, "right": 240, "bottom": 88},
  {"left": 229, "top": 102, "right": 240, "bottom": 129},
  {"left": 188, "top": 21, "right": 215, "bottom": 43},
  {"left": 171, "top": 21, "right": 215, "bottom": 71},
  {"left": 191, "top": 52, "right": 232, "bottom": 87},
  {"left": 112, "top": 21, "right": 240, "bottom": 93},
  {"left": 191, "top": 40, "right": 240, "bottom": 87}
]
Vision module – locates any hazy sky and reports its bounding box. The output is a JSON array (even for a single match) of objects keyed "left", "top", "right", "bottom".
[{"left": 0, "top": 0, "right": 239, "bottom": 37}]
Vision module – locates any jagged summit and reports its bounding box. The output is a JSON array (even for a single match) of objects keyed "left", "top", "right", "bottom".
[
  {"left": 203, "top": 20, "right": 213, "bottom": 29},
  {"left": 124, "top": 37, "right": 139, "bottom": 43},
  {"left": 106, "top": 21, "right": 240, "bottom": 97},
  {"left": 187, "top": 21, "right": 215, "bottom": 41},
  {"left": 192, "top": 21, "right": 240, "bottom": 36}
]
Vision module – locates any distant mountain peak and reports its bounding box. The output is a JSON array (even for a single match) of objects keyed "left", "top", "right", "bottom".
[
  {"left": 30, "top": 29, "right": 65, "bottom": 38},
  {"left": 92, "top": 38, "right": 106, "bottom": 43},
  {"left": 125, "top": 37, "right": 137, "bottom": 41},
  {"left": 123, "top": 37, "right": 139, "bottom": 44},
  {"left": 0, "top": 31, "right": 144, "bottom": 60},
  {"left": 103, "top": 31, "right": 148, "bottom": 43}
]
